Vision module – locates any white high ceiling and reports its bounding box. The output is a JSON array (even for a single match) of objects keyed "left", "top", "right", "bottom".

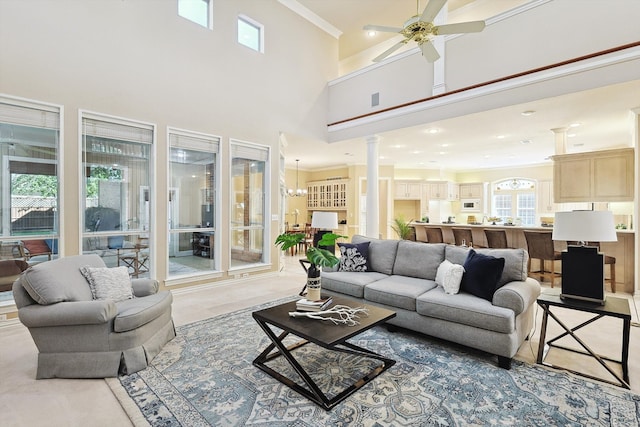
[{"left": 283, "top": 1, "right": 639, "bottom": 171}]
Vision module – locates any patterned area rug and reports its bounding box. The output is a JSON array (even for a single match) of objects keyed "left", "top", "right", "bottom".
[{"left": 114, "top": 299, "right": 640, "bottom": 426}]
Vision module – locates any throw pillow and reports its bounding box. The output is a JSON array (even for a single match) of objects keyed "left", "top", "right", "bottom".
[
  {"left": 80, "top": 266, "right": 133, "bottom": 302},
  {"left": 338, "top": 242, "right": 370, "bottom": 272},
  {"left": 435, "top": 260, "right": 465, "bottom": 295},
  {"left": 460, "top": 249, "right": 505, "bottom": 302}
]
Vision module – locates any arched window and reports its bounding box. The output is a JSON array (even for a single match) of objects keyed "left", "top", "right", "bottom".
[{"left": 492, "top": 178, "right": 536, "bottom": 226}]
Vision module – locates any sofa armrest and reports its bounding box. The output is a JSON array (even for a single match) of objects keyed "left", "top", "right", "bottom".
[
  {"left": 131, "top": 278, "right": 159, "bottom": 297},
  {"left": 492, "top": 278, "right": 541, "bottom": 315},
  {"left": 18, "top": 300, "right": 117, "bottom": 327}
]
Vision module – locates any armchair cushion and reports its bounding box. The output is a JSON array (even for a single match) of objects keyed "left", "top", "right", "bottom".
[
  {"left": 20, "top": 255, "right": 102, "bottom": 304},
  {"left": 80, "top": 266, "right": 133, "bottom": 302},
  {"left": 114, "top": 291, "right": 173, "bottom": 332}
]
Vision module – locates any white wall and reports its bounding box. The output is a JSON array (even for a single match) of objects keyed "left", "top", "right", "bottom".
[{"left": 0, "top": 0, "right": 338, "bottom": 283}]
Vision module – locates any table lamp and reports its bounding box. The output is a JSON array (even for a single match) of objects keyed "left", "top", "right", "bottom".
[
  {"left": 552, "top": 210, "right": 617, "bottom": 304},
  {"left": 311, "top": 211, "right": 338, "bottom": 251}
]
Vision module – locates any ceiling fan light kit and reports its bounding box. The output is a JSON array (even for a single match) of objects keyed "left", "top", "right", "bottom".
[{"left": 364, "top": 0, "right": 485, "bottom": 63}]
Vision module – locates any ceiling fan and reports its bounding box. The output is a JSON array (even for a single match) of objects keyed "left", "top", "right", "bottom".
[{"left": 364, "top": 0, "right": 486, "bottom": 63}]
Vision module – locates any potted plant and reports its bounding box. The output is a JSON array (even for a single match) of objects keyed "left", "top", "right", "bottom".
[
  {"left": 275, "top": 232, "right": 345, "bottom": 300},
  {"left": 391, "top": 217, "right": 414, "bottom": 240}
]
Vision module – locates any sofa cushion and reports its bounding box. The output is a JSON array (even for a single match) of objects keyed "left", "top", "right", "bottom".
[
  {"left": 352, "top": 235, "right": 399, "bottom": 275},
  {"left": 445, "top": 245, "right": 528, "bottom": 287},
  {"left": 338, "top": 242, "right": 370, "bottom": 272},
  {"left": 80, "top": 266, "right": 133, "bottom": 302},
  {"left": 460, "top": 249, "right": 505, "bottom": 302},
  {"left": 393, "top": 241, "right": 446, "bottom": 280},
  {"left": 416, "top": 286, "right": 515, "bottom": 334},
  {"left": 321, "top": 271, "right": 387, "bottom": 298},
  {"left": 435, "top": 260, "right": 465, "bottom": 295},
  {"left": 114, "top": 291, "right": 173, "bottom": 332},
  {"left": 20, "top": 255, "right": 102, "bottom": 305},
  {"left": 364, "top": 275, "right": 437, "bottom": 311}
]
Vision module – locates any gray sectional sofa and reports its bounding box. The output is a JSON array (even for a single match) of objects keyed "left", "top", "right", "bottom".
[{"left": 321, "top": 235, "right": 541, "bottom": 369}]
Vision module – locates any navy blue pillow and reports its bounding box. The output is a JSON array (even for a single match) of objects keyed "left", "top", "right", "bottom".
[
  {"left": 460, "top": 249, "right": 505, "bottom": 301},
  {"left": 338, "top": 242, "right": 370, "bottom": 272}
]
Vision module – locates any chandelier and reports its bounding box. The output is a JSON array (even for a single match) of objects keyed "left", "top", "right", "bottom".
[{"left": 287, "top": 159, "right": 307, "bottom": 197}]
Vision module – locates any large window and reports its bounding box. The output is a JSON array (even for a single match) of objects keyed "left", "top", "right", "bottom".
[
  {"left": 81, "top": 114, "right": 153, "bottom": 277},
  {"left": 238, "top": 15, "right": 263, "bottom": 52},
  {"left": 178, "top": 0, "right": 211, "bottom": 29},
  {"left": 0, "top": 97, "right": 60, "bottom": 302},
  {"left": 230, "top": 140, "right": 268, "bottom": 268},
  {"left": 492, "top": 178, "right": 536, "bottom": 226},
  {"left": 168, "top": 129, "right": 219, "bottom": 277}
]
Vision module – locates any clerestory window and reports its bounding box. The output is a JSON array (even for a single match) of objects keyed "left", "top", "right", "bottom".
[{"left": 178, "top": 0, "right": 211, "bottom": 29}]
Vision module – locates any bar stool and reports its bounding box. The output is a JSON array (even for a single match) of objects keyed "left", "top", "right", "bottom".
[
  {"left": 568, "top": 241, "right": 616, "bottom": 293},
  {"left": 415, "top": 226, "right": 428, "bottom": 243},
  {"left": 425, "top": 227, "right": 444, "bottom": 243},
  {"left": 452, "top": 228, "right": 482, "bottom": 247},
  {"left": 484, "top": 229, "right": 509, "bottom": 248},
  {"left": 524, "top": 231, "right": 562, "bottom": 287}
]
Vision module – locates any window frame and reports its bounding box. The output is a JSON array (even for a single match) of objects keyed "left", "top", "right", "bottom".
[
  {"left": 237, "top": 14, "right": 264, "bottom": 53},
  {"left": 229, "top": 139, "right": 270, "bottom": 271},
  {"left": 167, "top": 127, "right": 221, "bottom": 279},
  {"left": 177, "top": 0, "right": 212, "bottom": 29},
  {"left": 79, "top": 110, "right": 156, "bottom": 275}
]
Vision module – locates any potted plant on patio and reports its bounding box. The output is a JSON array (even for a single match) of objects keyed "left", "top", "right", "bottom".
[{"left": 275, "top": 231, "right": 345, "bottom": 300}]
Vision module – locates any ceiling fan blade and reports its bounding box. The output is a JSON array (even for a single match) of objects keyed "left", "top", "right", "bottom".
[
  {"left": 435, "top": 20, "right": 486, "bottom": 35},
  {"left": 373, "top": 41, "right": 407, "bottom": 62},
  {"left": 419, "top": 41, "right": 440, "bottom": 62},
  {"left": 420, "top": 0, "right": 447, "bottom": 23},
  {"left": 363, "top": 24, "right": 403, "bottom": 33}
]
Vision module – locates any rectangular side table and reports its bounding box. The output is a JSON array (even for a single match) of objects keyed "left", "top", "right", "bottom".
[
  {"left": 536, "top": 292, "right": 631, "bottom": 389},
  {"left": 252, "top": 296, "right": 396, "bottom": 410}
]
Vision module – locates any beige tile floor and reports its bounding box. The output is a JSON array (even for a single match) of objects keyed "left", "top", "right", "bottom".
[{"left": 1, "top": 255, "right": 638, "bottom": 427}]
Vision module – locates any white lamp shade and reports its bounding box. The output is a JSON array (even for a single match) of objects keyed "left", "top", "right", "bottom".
[
  {"left": 311, "top": 211, "right": 338, "bottom": 230},
  {"left": 552, "top": 210, "right": 617, "bottom": 242}
]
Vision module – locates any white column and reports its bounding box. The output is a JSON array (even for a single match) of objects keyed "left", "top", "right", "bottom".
[
  {"left": 432, "top": 6, "right": 447, "bottom": 95},
  {"left": 366, "top": 135, "right": 380, "bottom": 238},
  {"left": 631, "top": 107, "right": 640, "bottom": 297},
  {"left": 551, "top": 127, "right": 568, "bottom": 155}
]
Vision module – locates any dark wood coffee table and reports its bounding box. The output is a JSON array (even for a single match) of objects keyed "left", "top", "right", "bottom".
[{"left": 252, "top": 296, "right": 396, "bottom": 410}]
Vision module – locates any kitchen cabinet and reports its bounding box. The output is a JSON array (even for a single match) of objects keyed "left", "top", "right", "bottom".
[
  {"left": 307, "top": 179, "right": 348, "bottom": 210},
  {"left": 394, "top": 181, "right": 422, "bottom": 199},
  {"left": 459, "top": 183, "right": 485, "bottom": 199},
  {"left": 428, "top": 181, "right": 459, "bottom": 201},
  {"left": 537, "top": 180, "right": 555, "bottom": 214},
  {"left": 552, "top": 148, "right": 634, "bottom": 202}
]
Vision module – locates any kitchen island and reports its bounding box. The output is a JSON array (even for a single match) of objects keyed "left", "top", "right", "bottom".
[{"left": 411, "top": 222, "right": 634, "bottom": 294}]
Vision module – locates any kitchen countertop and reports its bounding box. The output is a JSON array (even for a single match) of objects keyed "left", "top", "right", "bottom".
[{"left": 410, "top": 222, "right": 634, "bottom": 233}]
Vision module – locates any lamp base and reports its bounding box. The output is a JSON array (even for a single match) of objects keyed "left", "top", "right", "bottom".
[{"left": 560, "top": 245, "right": 605, "bottom": 305}]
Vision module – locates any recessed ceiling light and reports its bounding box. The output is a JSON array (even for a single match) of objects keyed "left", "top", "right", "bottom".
[
  {"left": 391, "top": 144, "right": 405, "bottom": 148},
  {"left": 367, "top": 30, "right": 376, "bottom": 37},
  {"left": 426, "top": 128, "right": 439, "bottom": 134},
  {"left": 439, "top": 151, "right": 446, "bottom": 155},
  {"left": 497, "top": 135, "right": 506, "bottom": 139},
  {"left": 441, "top": 143, "right": 449, "bottom": 147},
  {"left": 567, "top": 133, "right": 576, "bottom": 138},
  {"left": 521, "top": 110, "right": 536, "bottom": 116},
  {"left": 484, "top": 155, "right": 491, "bottom": 158},
  {"left": 520, "top": 139, "right": 531, "bottom": 144},
  {"left": 569, "top": 122, "right": 581, "bottom": 128},
  {"left": 428, "top": 160, "right": 438, "bottom": 163},
  {"left": 411, "top": 150, "right": 421, "bottom": 154},
  {"left": 344, "top": 152, "right": 354, "bottom": 156}
]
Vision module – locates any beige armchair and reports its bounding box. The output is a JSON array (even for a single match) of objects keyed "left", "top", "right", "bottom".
[{"left": 13, "top": 254, "right": 175, "bottom": 379}]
